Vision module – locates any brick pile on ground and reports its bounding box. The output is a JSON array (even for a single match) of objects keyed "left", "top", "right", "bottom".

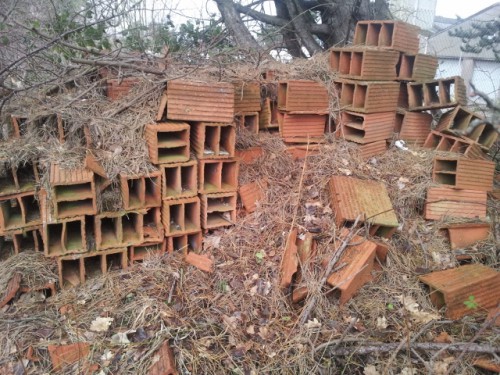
[{"left": 0, "top": 19, "right": 498, "bottom": 374}]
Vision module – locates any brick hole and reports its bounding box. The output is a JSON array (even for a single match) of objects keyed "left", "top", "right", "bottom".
[
  {"left": 203, "top": 162, "right": 222, "bottom": 192},
  {"left": 353, "top": 84, "right": 367, "bottom": 109},
  {"left": 339, "top": 51, "right": 351, "bottom": 74},
  {"left": 16, "top": 163, "right": 36, "bottom": 190},
  {"left": 57, "top": 199, "right": 94, "bottom": 218},
  {"left": 133, "top": 243, "right": 162, "bottom": 260},
  {"left": 21, "top": 194, "right": 40, "bottom": 224},
  {"left": 143, "top": 207, "right": 161, "bottom": 240},
  {"left": 379, "top": 23, "right": 394, "bottom": 47},
  {"left": 270, "top": 101, "right": 279, "bottom": 125},
  {"left": 342, "top": 83, "right": 355, "bottom": 106},
  {"left": 122, "top": 213, "right": 141, "bottom": 243},
  {"left": 37, "top": 114, "right": 59, "bottom": 139},
  {"left": 451, "top": 109, "right": 472, "bottom": 132},
  {"left": 424, "top": 133, "right": 440, "bottom": 148},
  {"left": 398, "top": 82, "right": 409, "bottom": 108},
  {"left": 65, "top": 220, "right": 83, "bottom": 252},
  {"left": 184, "top": 201, "right": 199, "bottom": 232},
  {"left": 188, "top": 233, "right": 202, "bottom": 252},
  {"left": 158, "top": 146, "right": 189, "bottom": 164},
  {"left": 395, "top": 113, "right": 404, "bottom": 133},
  {"left": 408, "top": 85, "right": 424, "bottom": 107},
  {"left": 243, "top": 114, "right": 259, "bottom": 133},
  {"left": 354, "top": 23, "right": 369, "bottom": 44},
  {"left": 399, "top": 55, "right": 415, "bottom": 79},
  {"left": 85, "top": 216, "right": 95, "bottom": 251},
  {"left": 169, "top": 203, "right": 184, "bottom": 233},
  {"left": 61, "top": 258, "right": 81, "bottom": 287},
  {"left": 425, "top": 82, "right": 440, "bottom": 105},
  {"left": 1, "top": 198, "right": 23, "bottom": 228},
  {"left": 127, "top": 178, "right": 144, "bottom": 208},
  {"left": 100, "top": 217, "right": 120, "bottom": 248},
  {"left": 172, "top": 235, "right": 188, "bottom": 253},
  {"left": 477, "top": 125, "right": 497, "bottom": 149},
  {"left": 440, "top": 80, "right": 455, "bottom": 103},
  {"left": 105, "top": 252, "right": 123, "bottom": 271},
  {"left": 47, "top": 223, "right": 64, "bottom": 255},
  {"left": 436, "top": 138, "right": 453, "bottom": 152},
  {"left": 181, "top": 164, "right": 196, "bottom": 194},
  {"left": 427, "top": 287, "right": 446, "bottom": 310},
  {"left": 145, "top": 175, "right": 160, "bottom": 206},
  {"left": 0, "top": 166, "right": 16, "bottom": 195},
  {"left": 452, "top": 141, "right": 468, "bottom": 154},
  {"left": 13, "top": 230, "right": 37, "bottom": 253},
  {"left": 165, "top": 165, "right": 181, "bottom": 197},
  {"left": 330, "top": 50, "right": 341, "bottom": 71},
  {"left": 277, "top": 82, "right": 288, "bottom": 108},
  {"left": 204, "top": 125, "right": 219, "bottom": 155},
  {"left": 221, "top": 162, "right": 237, "bottom": 191},
  {"left": 16, "top": 117, "right": 29, "bottom": 137},
  {"left": 219, "top": 125, "right": 234, "bottom": 156},
  {"left": 84, "top": 255, "right": 103, "bottom": 280}
]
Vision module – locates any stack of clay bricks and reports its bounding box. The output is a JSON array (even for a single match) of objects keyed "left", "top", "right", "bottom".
[
  {"left": 329, "top": 20, "right": 437, "bottom": 158},
  {"left": 234, "top": 81, "right": 262, "bottom": 134}
]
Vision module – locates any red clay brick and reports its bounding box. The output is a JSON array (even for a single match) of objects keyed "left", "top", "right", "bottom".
[
  {"left": 339, "top": 111, "right": 395, "bottom": 144},
  {"left": 0, "top": 192, "right": 42, "bottom": 232},
  {"left": 145, "top": 122, "right": 190, "bottom": 164},
  {"left": 191, "top": 122, "right": 235, "bottom": 159},
  {"left": 185, "top": 252, "right": 213, "bottom": 273},
  {"left": 0, "top": 160, "right": 38, "bottom": 198},
  {"left": 143, "top": 207, "right": 164, "bottom": 243},
  {"left": 167, "top": 231, "right": 202, "bottom": 254},
  {"left": 353, "top": 20, "right": 420, "bottom": 54},
  {"left": 280, "top": 229, "right": 299, "bottom": 289},
  {"left": 423, "top": 130, "right": 487, "bottom": 159},
  {"left": 149, "top": 341, "right": 178, "bottom": 375},
  {"left": 398, "top": 111, "right": 432, "bottom": 145},
  {"left": 259, "top": 98, "right": 279, "bottom": 131},
  {"left": 340, "top": 80, "right": 399, "bottom": 113},
  {"left": 291, "top": 233, "right": 317, "bottom": 303},
  {"left": 129, "top": 240, "right": 166, "bottom": 263},
  {"left": 157, "top": 80, "right": 234, "bottom": 123},
  {"left": 0, "top": 272, "right": 21, "bottom": 308},
  {"left": 106, "top": 77, "right": 139, "bottom": 101},
  {"left": 329, "top": 48, "right": 400, "bottom": 80},
  {"left": 234, "top": 81, "right": 261, "bottom": 114},
  {"left": 161, "top": 196, "right": 201, "bottom": 235},
  {"left": 397, "top": 53, "right": 438, "bottom": 81},
  {"left": 432, "top": 156, "right": 495, "bottom": 191},
  {"left": 235, "top": 112, "right": 260, "bottom": 134},
  {"left": 12, "top": 226, "right": 43, "bottom": 253},
  {"left": 200, "top": 192, "right": 237, "bottom": 230},
  {"left": 198, "top": 159, "right": 239, "bottom": 194},
  {"left": 486, "top": 307, "right": 500, "bottom": 327},
  {"left": 425, "top": 187, "right": 487, "bottom": 220},
  {"left": 239, "top": 179, "right": 267, "bottom": 213},
  {"left": 277, "top": 80, "right": 329, "bottom": 113},
  {"left": 160, "top": 160, "right": 198, "bottom": 200},
  {"left": 419, "top": 264, "right": 500, "bottom": 319},
  {"left": 94, "top": 211, "right": 145, "bottom": 250},
  {"left": 43, "top": 216, "right": 86, "bottom": 257},
  {"left": 235, "top": 147, "right": 264, "bottom": 164},
  {"left": 278, "top": 112, "right": 327, "bottom": 143},
  {"left": 442, "top": 222, "right": 490, "bottom": 250},
  {"left": 329, "top": 176, "right": 399, "bottom": 238},
  {"left": 436, "top": 106, "right": 497, "bottom": 150},
  {"left": 84, "top": 151, "right": 108, "bottom": 179},
  {"left": 358, "top": 140, "right": 387, "bottom": 159},
  {"left": 407, "top": 76, "right": 467, "bottom": 111},
  {"left": 120, "top": 170, "right": 162, "bottom": 209},
  {"left": 286, "top": 144, "right": 321, "bottom": 160},
  {"left": 48, "top": 342, "right": 90, "bottom": 371},
  {"left": 58, "top": 248, "right": 128, "bottom": 288}
]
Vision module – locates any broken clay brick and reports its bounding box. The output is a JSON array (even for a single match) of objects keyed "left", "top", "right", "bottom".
[
  {"left": 235, "top": 147, "right": 264, "bottom": 164},
  {"left": 280, "top": 229, "right": 299, "bottom": 289},
  {"left": 419, "top": 264, "right": 500, "bottom": 319},
  {"left": 148, "top": 341, "right": 178, "bottom": 375},
  {"left": 185, "top": 252, "right": 213, "bottom": 273},
  {"left": 442, "top": 222, "right": 490, "bottom": 250},
  {"left": 0, "top": 272, "right": 21, "bottom": 308},
  {"left": 424, "top": 187, "right": 487, "bottom": 220},
  {"left": 48, "top": 342, "right": 90, "bottom": 371},
  {"left": 239, "top": 180, "right": 267, "bottom": 213}
]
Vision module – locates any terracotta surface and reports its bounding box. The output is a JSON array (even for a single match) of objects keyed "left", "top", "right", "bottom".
[
  {"left": 329, "top": 176, "right": 399, "bottom": 238},
  {"left": 259, "top": 98, "right": 279, "bottom": 130},
  {"left": 239, "top": 180, "right": 267, "bottom": 213},
  {"left": 326, "top": 234, "right": 377, "bottom": 304},
  {"left": 0, "top": 160, "right": 38, "bottom": 198},
  {"left": 280, "top": 229, "right": 299, "bottom": 289},
  {"left": 425, "top": 187, "right": 487, "bottom": 220},
  {"left": 58, "top": 248, "right": 128, "bottom": 288},
  {"left": 407, "top": 76, "right": 467, "bottom": 111},
  {"left": 423, "top": 130, "right": 487, "bottom": 159},
  {"left": 0, "top": 192, "right": 42, "bottom": 231},
  {"left": 372, "top": 240, "right": 389, "bottom": 272},
  {"left": 157, "top": 80, "right": 234, "bottom": 123},
  {"left": 278, "top": 113, "right": 327, "bottom": 143},
  {"left": 145, "top": 122, "right": 190, "bottom": 164},
  {"left": 185, "top": 252, "right": 213, "bottom": 273},
  {"left": 234, "top": 81, "right": 261, "bottom": 114},
  {"left": 329, "top": 48, "right": 400, "bottom": 80},
  {"left": 0, "top": 272, "right": 21, "bottom": 308},
  {"left": 94, "top": 210, "right": 145, "bottom": 250},
  {"left": 167, "top": 232, "right": 203, "bottom": 254},
  {"left": 129, "top": 240, "right": 166, "bottom": 263},
  {"left": 359, "top": 140, "right": 387, "bottom": 159},
  {"left": 12, "top": 226, "right": 43, "bottom": 253},
  {"left": 160, "top": 160, "right": 198, "bottom": 200},
  {"left": 43, "top": 216, "right": 86, "bottom": 257},
  {"left": 143, "top": 207, "right": 164, "bottom": 243},
  {"left": 277, "top": 80, "right": 329, "bottom": 112},
  {"left": 235, "top": 147, "right": 264, "bottom": 164},
  {"left": 436, "top": 106, "right": 497, "bottom": 149},
  {"left": 397, "top": 54, "right": 438, "bottom": 81},
  {"left": 48, "top": 342, "right": 90, "bottom": 371},
  {"left": 200, "top": 192, "right": 237, "bottom": 230},
  {"left": 9, "top": 115, "right": 26, "bottom": 138},
  {"left": 198, "top": 159, "right": 239, "bottom": 194},
  {"left": 286, "top": 144, "right": 321, "bottom": 160},
  {"left": 106, "top": 78, "right": 139, "bottom": 101},
  {"left": 473, "top": 358, "right": 500, "bottom": 372},
  {"left": 161, "top": 196, "right": 201, "bottom": 235},
  {"left": 120, "top": 170, "right": 162, "bottom": 209},
  {"left": 442, "top": 222, "right": 490, "bottom": 250},
  {"left": 399, "top": 112, "right": 432, "bottom": 146},
  {"left": 339, "top": 111, "right": 395, "bottom": 144},
  {"left": 486, "top": 307, "right": 500, "bottom": 327},
  {"left": 353, "top": 20, "right": 420, "bottom": 54},
  {"left": 419, "top": 264, "right": 500, "bottom": 319},
  {"left": 84, "top": 151, "right": 108, "bottom": 179},
  {"left": 432, "top": 156, "right": 495, "bottom": 191},
  {"left": 397, "top": 83, "right": 409, "bottom": 110},
  {"left": 149, "top": 341, "right": 178, "bottom": 375},
  {"left": 191, "top": 122, "right": 235, "bottom": 159},
  {"left": 291, "top": 233, "right": 317, "bottom": 303},
  {"left": 340, "top": 80, "right": 399, "bottom": 113},
  {"left": 235, "top": 112, "right": 260, "bottom": 134}
]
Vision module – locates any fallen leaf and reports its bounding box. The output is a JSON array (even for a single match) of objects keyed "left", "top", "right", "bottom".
[
  {"left": 90, "top": 317, "right": 113, "bottom": 332},
  {"left": 376, "top": 317, "right": 388, "bottom": 329},
  {"left": 397, "top": 295, "right": 440, "bottom": 323},
  {"left": 434, "top": 331, "right": 453, "bottom": 343}
]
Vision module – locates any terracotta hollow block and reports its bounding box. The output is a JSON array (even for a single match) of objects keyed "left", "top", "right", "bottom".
[
  {"left": 157, "top": 80, "right": 235, "bottom": 123},
  {"left": 353, "top": 20, "right": 420, "bottom": 54},
  {"left": 407, "top": 76, "right": 466, "bottom": 111},
  {"left": 0, "top": 160, "right": 38, "bottom": 198},
  {"left": 235, "top": 112, "right": 259, "bottom": 134},
  {"left": 143, "top": 207, "right": 164, "bottom": 243},
  {"left": 120, "top": 170, "right": 162, "bottom": 209},
  {"left": 436, "top": 106, "right": 497, "bottom": 149},
  {"left": 442, "top": 222, "right": 490, "bottom": 250},
  {"left": 44, "top": 216, "right": 86, "bottom": 257},
  {"left": 233, "top": 81, "right": 261, "bottom": 114},
  {"left": 191, "top": 122, "right": 236, "bottom": 159},
  {"left": 185, "top": 252, "right": 213, "bottom": 273},
  {"left": 340, "top": 80, "right": 399, "bottom": 113},
  {"left": 423, "top": 131, "right": 486, "bottom": 159},
  {"left": 277, "top": 80, "right": 329, "bottom": 113},
  {"left": 397, "top": 53, "right": 438, "bottom": 81},
  {"left": 198, "top": 159, "right": 239, "bottom": 194},
  {"left": 425, "top": 187, "right": 487, "bottom": 220},
  {"left": 160, "top": 160, "right": 198, "bottom": 200},
  {"left": 419, "top": 264, "right": 500, "bottom": 319},
  {"left": 329, "top": 48, "right": 400, "bottom": 80},
  {"left": 48, "top": 342, "right": 90, "bottom": 372},
  {"left": 200, "top": 192, "right": 237, "bottom": 230},
  {"left": 278, "top": 112, "right": 328, "bottom": 144},
  {"left": 145, "top": 122, "right": 190, "bottom": 164},
  {"left": 12, "top": 226, "right": 43, "bottom": 253},
  {"left": 166, "top": 231, "right": 203, "bottom": 254},
  {"left": 161, "top": 196, "right": 201, "bottom": 236},
  {"left": 259, "top": 99, "right": 279, "bottom": 130},
  {"left": 50, "top": 164, "right": 96, "bottom": 219},
  {"left": 329, "top": 176, "right": 399, "bottom": 238},
  {"left": 399, "top": 111, "right": 432, "bottom": 146},
  {"left": 94, "top": 211, "right": 145, "bottom": 250},
  {"left": 239, "top": 179, "right": 267, "bottom": 213},
  {"left": 358, "top": 140, "right": 387, "bottom": 159},
  {"left": 280, "top": 228, "right": 298, "bottom": 289},
  {"left": 0, "top": 192, "right": 42, "bottom": 232},
  {"left": 432, "top": 156, "right": 495, "bottom": 191},
  {"left": 235, "top": 147, "right": 264, "bottom": 164},
  {"left": 149, "top": 341, "right": 178, "bottom": 375},
  {"left": 339, "top": 111, "right": 395, "bottom": 144},
  {"left": 326, "top": 232, "right": 377, "bottom": 304},
  {"left": 129, "top": 240, "right": 166, "bottom": 263}
]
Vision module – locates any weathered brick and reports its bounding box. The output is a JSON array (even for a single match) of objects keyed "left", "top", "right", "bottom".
[
  {"left": 330, "top": 48, "right": 400, "bottom": 80},
  {"left": 277, "top": 80, "right": 329, "bottom": 113},
  {"left": 200, "top": 192, "right": 237, "bottom": 230},
  {"left": 432, "top": 156, "right": 495, "bottom": 191},
  {"left": 339, "top": 111, "right": 395, "bottom": 144},
  {"left": 191, "top": 122, "right": 235, "bottom": 159},
  {"left": 145, "top": 122, "right": 190, "bottom": 164},
  {"left": 353, "top": 20, "right": 420, "bottom": 54},
  {"left": 161, "top": 196, "right": 201, "bottom": 235},
  {"left": 425, "top": 187, "right": 487, "bottom": 220}
]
